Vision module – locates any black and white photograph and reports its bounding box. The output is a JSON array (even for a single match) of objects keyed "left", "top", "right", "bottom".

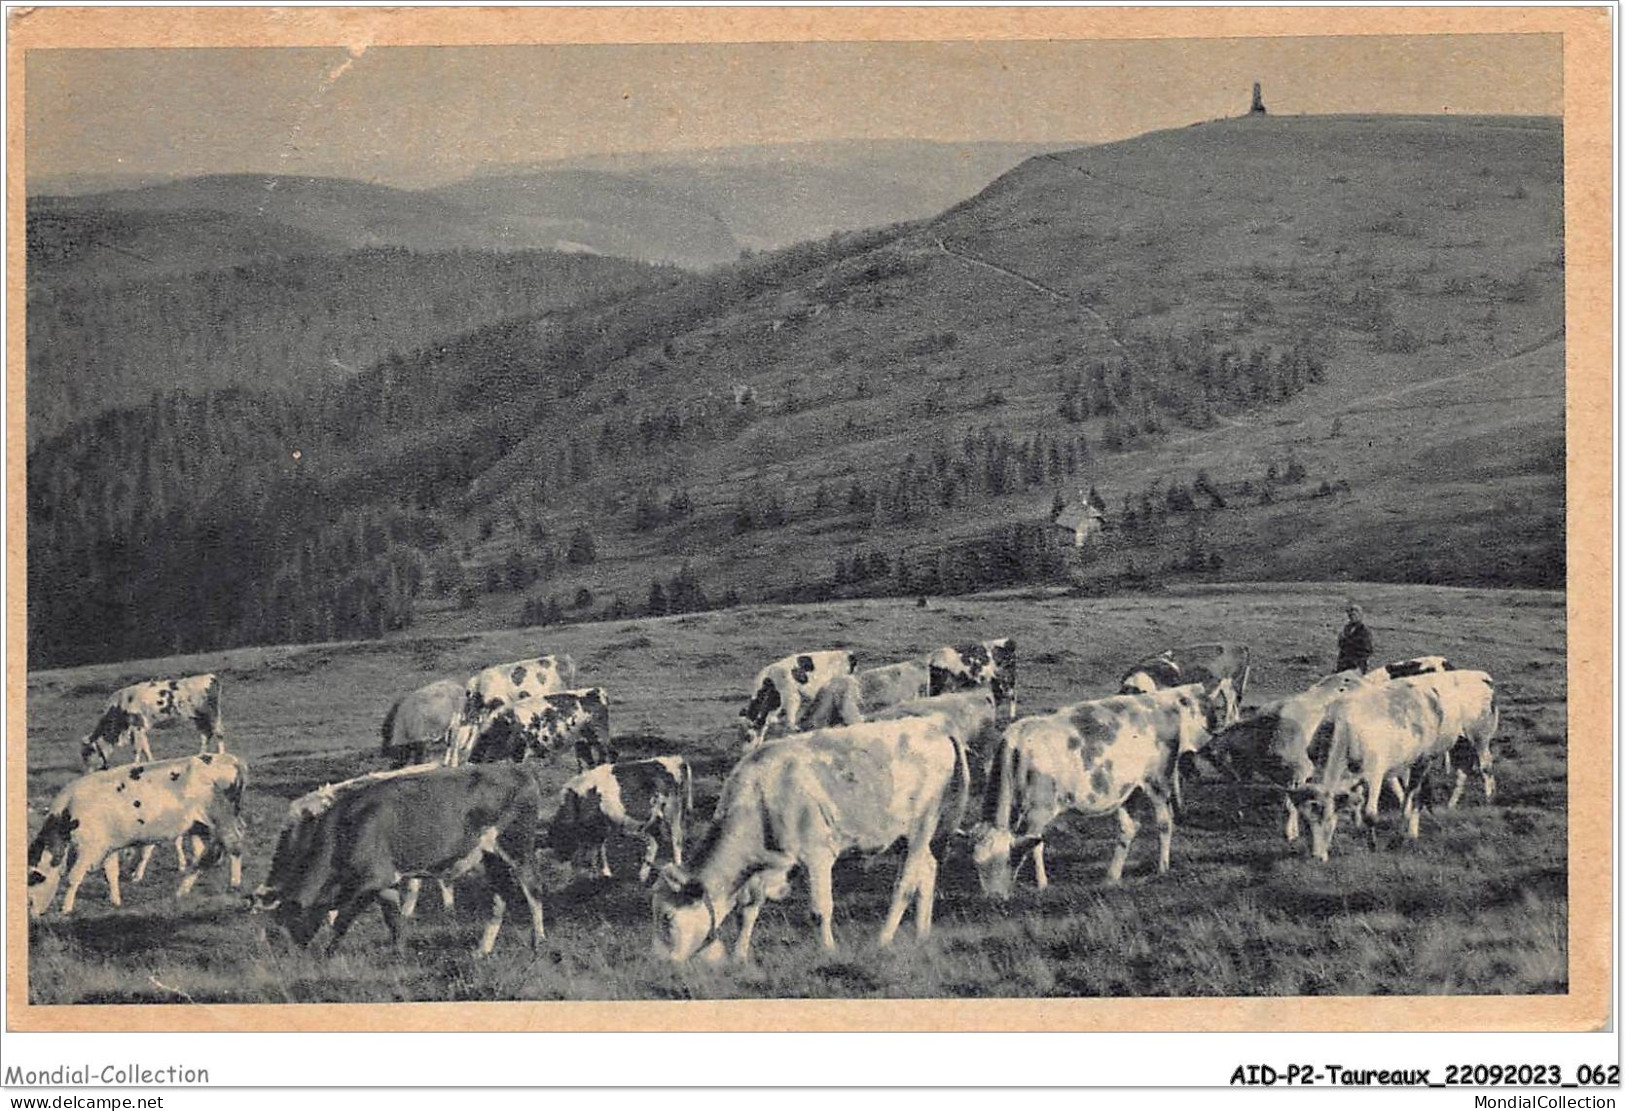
[{"left": 9, "top": 6, "right": 1611, "bottom": 1040}]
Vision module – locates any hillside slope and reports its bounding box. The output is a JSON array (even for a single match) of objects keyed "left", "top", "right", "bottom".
[{"left": 27, "top": 115, "right": 1565, "bottom": 666}]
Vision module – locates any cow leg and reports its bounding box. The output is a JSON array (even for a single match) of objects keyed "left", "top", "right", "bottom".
[
  {"left": 670, "top": 812, "right": 685, "bottom": 869},
  {"left": 1030, "top": 840, "right": 1049, "bottom": 890},
  {"left": 175, "top": 861, "right": 202, "bottom": 899},
  {"left": 477, "top": 893, "right": 508, "bottom": 957},
  {"left": 1283, "top": 797, "right": 1301, "bottom": 843},
  {"left": 102, "top": 854, "right": 123, "bottom": 908},
  {"left": 59, "top": 851, "right": 97, "bottom": 915},
  {"left": 637, "top": 833, "right": 661, "bottom": 883},
  {"left": 400, "top": 878, "right": 422, "bottom": 918},
  {"left": 878, "top": 847, "right": 924, "bottom": 947},
  {"left": 228, "top": 851, "right": 243, "bottom": 891},
  {"left": 326, "top": 892, "right": 374, "bottom": 953},
  {"left": 375, "top": 888, "right": 407, "bottom": 952},
  {"left": 913, "top": 850, "right": 940, "bottom": 939},
  {"left": 804, "top": 849, "right": 839, "bottom": 951},
  {"left": 485, "top": 850, "right": 545, "bottom": 950},
  {"left": 1107, "top": 807, "right": 1139, "bottom": 885},
  {"left": 177, "top": 837, "right": 192, "bottom": 871},
  {"left": 735, "top": 901, "right": 764, "bottom": 963},
  {"left": 439, "top": 880, "right": 456, "bottom": 911},
  {"left": 135, "top": 734, "right": 154, "bottom": 764},
  {"left": 1402, "top": 785, "right": 1423, "bottom": 840},
  {"left": 1147, "top": 789, "right": 1175, "bottom": 874},
  {"left": 132, "top": 844, "right": 157, "bottom": 883},
  {"left": 1480, "top": 745, "right": 1496, "bottom": 804},
  {"left": 598, "top": 841, "right": 614, "bottom": 879}
]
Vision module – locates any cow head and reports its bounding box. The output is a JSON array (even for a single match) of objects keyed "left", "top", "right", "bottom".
[
  {"left": 1292, "top": 787, "right": 1340, "bottom": 863},
  {"left": 968, "top": 822, "right": 1042, "bottom": 902},
  {"left": 79, "top": 735, "right": 109, "bottom": 772},
  {"left": 25, "top": 809, "right": 79, "bottom": 917},
  {"left": 737, "top": 680, "right": 781, "bottom": 747},
  {"left": 650, "top": 864, "right": 727, "bottom": 963}
]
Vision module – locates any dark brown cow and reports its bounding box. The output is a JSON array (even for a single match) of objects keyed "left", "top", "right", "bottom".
[{"left": 252, "top": 764, "right": 546, "bottom": 957}]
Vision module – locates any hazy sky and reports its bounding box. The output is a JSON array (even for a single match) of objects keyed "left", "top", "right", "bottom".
[{"left": 27, "top": 34, "right": 1561, "bottom": 187}]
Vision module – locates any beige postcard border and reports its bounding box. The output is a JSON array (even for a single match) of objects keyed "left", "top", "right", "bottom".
[{"left": 5, "top": 5, "right": 1613, "bottom": 1034}]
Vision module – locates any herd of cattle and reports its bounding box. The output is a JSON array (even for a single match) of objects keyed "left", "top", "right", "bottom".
[{"left": 26, "top": 639, "right": 1499, "bottom": 967}]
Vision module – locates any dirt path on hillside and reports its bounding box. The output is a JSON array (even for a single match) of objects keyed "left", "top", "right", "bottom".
[{"left": 934, "top": 236, "right": 1131, "bottom": 357}]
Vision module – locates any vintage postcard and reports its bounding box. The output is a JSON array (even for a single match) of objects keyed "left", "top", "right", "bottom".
[{"left": 6, "top": 6, "right": 1612, "bottom": 1037}]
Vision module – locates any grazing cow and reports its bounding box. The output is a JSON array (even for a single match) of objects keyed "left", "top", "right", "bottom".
[
  {"left": 251, "top": 764, "right": 546, "bottom": 956},
  {"left": 81, "top": 674, "right": 224, "bottom": 770},
  {"left": 444, "top": 655, "right": 578, "bottom": 764},
  {"left": 466, "top": 688, "right": 614, "bottom": 769},
  {"left": 550, "top": 757, "right": 694, "bottom": 881},
  {"left": 738, "top": 650, "right": 857, "bottom": 746},
  {"left": 1293, "top": 670, "right": 1497, "bottom": 861},
  {"left": 928, "top": 638, "right": 1018, "bottom": 718},
  {"left": 380, "top": 679, "right": 465, "bottom": 768},
  {"left": 28, "top": 753, "right": 247, "bottom": 916},
  {"left": 1201, "top": 670, "right": 1371, "bottom": 842},
  {"left": 796, "top": 661, "right": 931, "bottom": 730},
  {"left": 653, "top": 715, "right": 970, "bottom": 962},
  {"left": 1119, "top": 644, "right": 1252, "bottom": 700},
  {"left": 970, "top": 683, "right": 1234, "bottom": 899},
  {"left": 872, "top": 689, "right": 1001, "bottom": 789},
  {"left": 1366, "top": 655, "right": 1454, "bottom": 683},
  {"left": 251, "top": 763, "right": 448, "bottom": 919}
]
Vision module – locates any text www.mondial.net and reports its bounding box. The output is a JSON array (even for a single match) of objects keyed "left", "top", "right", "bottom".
[{"left": 8, "top": 1099, "right": 163, "bottom": 1109}]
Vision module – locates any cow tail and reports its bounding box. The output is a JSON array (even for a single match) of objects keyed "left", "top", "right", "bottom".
[
  {"left": 227, "top": 759, "right": 248, "bottom": 814},
  {"left": 982, "top": 729, "right": 1015, "bottom": 829},
  {"left": 380, "top": 699, "right": 400, "bottom": 756},
  {"left": 682, "top": 760, "right": 695, "bottom": 817},
  {"left": 941, "top": 733, "right": 972, "bottom": 848}
]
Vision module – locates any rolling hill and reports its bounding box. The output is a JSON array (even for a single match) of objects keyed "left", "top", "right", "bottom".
[{"left": 26, "top": 114, "right": 1565, "bottom": 667}]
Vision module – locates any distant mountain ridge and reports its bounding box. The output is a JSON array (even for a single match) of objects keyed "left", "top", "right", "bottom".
[
  {"left": 29, "top": 139, "right": 1077, "bottom": 276},
  {"left": 28, "top": 115, "right": 1564, "bottom": 667}
]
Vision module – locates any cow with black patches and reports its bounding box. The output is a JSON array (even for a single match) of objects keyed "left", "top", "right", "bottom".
[
  {"left": 1366, "top": 655, "right": 1454, "bottom": 683},
  {"left": 463, "top": 688, "right": 613, "bottom": 768},
  {"left": 970, "top": 683, "right": 1236, "bottom": 899},
  {"left": 81, "top": 673, "right": 225, "bottom": 770},
  {"left": 443, "top": 655, "right": 578, "bottom": 765},
  {"left": 28, "top": 753, "right": 247, "bottom": 916},
  {"left": 737, "top": 650, "right": 857, "bottom": 746},
  {"left": 796, "top": 660, "right": 931, "bottom": 730},
  {"left": 1293, "top": 670, "right": 1498, "bottom": 861},
  {"left": 1119, "top": 643, "right": 1252, "bottom": 700},
  {"left": 550, "top": 756, "right": 694, "bottom": 881},
  {"left": 252, "top": 764, "right": 547, "bottom": 957},
  {"left": 654, "top": 714, "right": 970, "bottom": 962},
  {"left": 928, "top": 638, "right": 1018, "bottom": 719},
  {"left": 871, "top": 689, "right": 1001, "bottom": 794},
  {"left": 380, "top": 679, "right": 465, "bottom": 768}
]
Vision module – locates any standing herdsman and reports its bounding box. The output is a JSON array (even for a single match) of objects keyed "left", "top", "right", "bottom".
[{"left": 1336, "top": 602, "right": 1374, "bottom": 674}]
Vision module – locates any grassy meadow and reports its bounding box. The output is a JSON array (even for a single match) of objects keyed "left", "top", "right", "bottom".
[{"left": 24, "top": 582, "right": 1567, "bottom": 1004}]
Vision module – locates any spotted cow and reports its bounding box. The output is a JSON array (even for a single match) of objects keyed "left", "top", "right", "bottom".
[
  {"left": 1365, "top": 655, "right": 1454, "bottom": 683},
  {"left": 380, "top": 679, "right": 465, "bottom": 768},
  {"left": 738, "top": 650, "right": 857, "bottom": 746},
  {"left": 81, "top": 674, "right": 224, "bottom": 771},
  {"left": 654, "top": 714, "right": 970, "bottom": 962},
  {"left": 28, "top": 753, "right": 247, "bottom": 916},
  {"left": 1293, "top": 670, "right": 1498, "bottom": 861},
  {"left": 465, "top": 688, "right": 614, "bottom": 769},
  {"left": 970, "top": 683, "right": 1235, "bottom": 898},
  {"left": 251, "top": 764, "right": 547, "bottom": 957},
  {"left": 443, "top": 655, "right": 578, "bottom": 765},
  {"left": 928, "top": 639, "right": 1018, "bottom": 719},
  {"left": 1119, "top": 644, "right": 1252, "bottom": 700},
  {"left": 795, "top": 661, "right": 931, "bottom": 730},
  {"left": 550, "top": 756, "right": 694, "bottom": 881}
]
